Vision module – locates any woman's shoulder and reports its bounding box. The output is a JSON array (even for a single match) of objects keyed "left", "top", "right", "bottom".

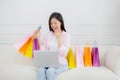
[
  {"left": 63, "top": 31, "right": 70, "bottom": 35},
  {"left": 45, "top": 31, "right": 53, "bottom": 36},
  {"left": 62, "top": 31, "right": 71, "bottom": 38},
  {"left": 45, "top": 31, "right": 71, "bottom": 37}
]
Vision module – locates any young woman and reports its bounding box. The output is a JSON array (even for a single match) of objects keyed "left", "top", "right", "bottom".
[{"left": 33, "top": 12, "right": 71, "bottom": 80}]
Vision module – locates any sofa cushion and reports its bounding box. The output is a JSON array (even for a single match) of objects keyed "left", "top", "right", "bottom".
[
  {"left": 104, "top": 46, "right": 120, "bottom": 78},
  {"left": 0, "top": 65, "right": 37, "bottom": 80},
  {"left": 57, "top": 67, "right": 120, "bottom": 80}
]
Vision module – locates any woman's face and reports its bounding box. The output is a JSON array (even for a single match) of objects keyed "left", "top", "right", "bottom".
[{"left": 50, "top": 18, "right": 61, "bottom": 32}]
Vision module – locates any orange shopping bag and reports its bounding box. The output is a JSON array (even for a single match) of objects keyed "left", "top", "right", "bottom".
[
  {"left": 18, "top": 36, "right": 33, "bottom": 58},
  {"left": 83, "top": 43, "right": 92, "bottom": 66},
  {"left": 66, "top": 48, "right": 76, "bottom": 69},
  {"left": 14, "top": 34, "right": 32, "bottom": 50},
  {"left": 18, "top": 36, "right": 32, "bottom": 55}
]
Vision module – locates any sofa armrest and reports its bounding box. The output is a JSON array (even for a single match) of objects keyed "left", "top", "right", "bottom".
[{"left": 104, "top": 46, "right": 120, "bottom": 78}]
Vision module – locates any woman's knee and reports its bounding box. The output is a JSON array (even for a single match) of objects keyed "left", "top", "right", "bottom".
[
  {"left": 46, "top": 68, "right": 56, "bottom": 75},
  {"left": 37, "top": 67, "right": 46, "bottom": 80},
  {"left": 38, "top": 67, "right": 46, "bottom": 73}
]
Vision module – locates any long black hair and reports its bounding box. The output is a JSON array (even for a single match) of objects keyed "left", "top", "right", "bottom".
[{"left": 49, "top": 12, "right": 66, "bottom": 32}]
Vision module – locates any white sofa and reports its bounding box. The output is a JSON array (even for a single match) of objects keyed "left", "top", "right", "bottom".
[{"left": 0, "top": 45, "right": 120, "bottom": 80}]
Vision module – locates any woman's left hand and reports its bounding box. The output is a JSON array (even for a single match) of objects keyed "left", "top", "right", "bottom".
[{"left": 54, "top": 32, "right": 62, "bottom": 48}]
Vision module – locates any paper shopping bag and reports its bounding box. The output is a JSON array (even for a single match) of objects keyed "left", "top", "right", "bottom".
[
  {"left": 83, "top": 47, "right": 92, "bottom": 66},
  {"left": 32, "top": 38, "right": 40, "bottom": 58},
  {"left": 33, "top": 38, "right": 40, "bottom": 50},
  {"left": 14, "top": 26, "right": 41, "bottom": 58},
  {"left": 25, "top": 37, "right": 33, "bottom": 58},
  {"left": 92, "top": 47, "right": 100, "bottom": 66},
  {"left": 18, "top": 36, "right": 32, "bottom": 56},
  {"left": 14, "top": 34, "right": 32, "bottom": 50},
  {"left": 66, "top": 48, "right": 76, "bottom": 69},
  {"left": 15, "top": 34, "right": 40, "bottom": 58},
  {"left": 74, "top": 47, "right": 84, "bottom": 67}
]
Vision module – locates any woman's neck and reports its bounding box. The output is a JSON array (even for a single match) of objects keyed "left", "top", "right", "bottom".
[{"left": 53, "top": 30, "right": 62, "bottom": 34}]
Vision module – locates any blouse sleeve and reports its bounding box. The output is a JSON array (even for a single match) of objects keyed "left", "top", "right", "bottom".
[
  {"left": 40, "top": 34, "right": 48, "bottom": 50},
  {"left": 58, "top": 33, "right": 71, "bottom": 57}
]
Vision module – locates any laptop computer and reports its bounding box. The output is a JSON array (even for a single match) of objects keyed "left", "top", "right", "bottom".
[{"left": 33, "top": 50, "right": 60, "bottom": 67}]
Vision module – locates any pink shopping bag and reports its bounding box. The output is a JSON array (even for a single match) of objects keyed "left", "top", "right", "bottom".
[
  {"left": 14, "top": 34, "right": 32, "bottom": 50},
  {"left": 74, "top": 47, "right": 84, "bottom": 67}
]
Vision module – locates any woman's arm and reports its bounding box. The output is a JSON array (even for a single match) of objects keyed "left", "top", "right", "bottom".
[
  {"left": 58, "top": 33, "right": 71, "bottom": 57},
  {"left": 33, "top": 30, "right": 41, "bottom": 47}
]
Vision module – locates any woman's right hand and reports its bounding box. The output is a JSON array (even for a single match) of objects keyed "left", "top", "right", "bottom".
[
  {"left": 33, "top": 30, "right": 41, "bottom": 47},
  {"left": 33, "top": 30, "right": 40, "bottom": 38}
]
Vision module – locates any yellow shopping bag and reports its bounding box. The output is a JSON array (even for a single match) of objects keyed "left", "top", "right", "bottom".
[
  {"left": 66, "top": 48, "right": 76, "bottom": 69},
  {"left": 25, "top": 37, "right": 33, "bottom": 58}
]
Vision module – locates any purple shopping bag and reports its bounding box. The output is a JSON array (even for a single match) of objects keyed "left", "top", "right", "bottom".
[
  {"left": 92, "top": 47, "right": 100, "bottom": 66},
  {"left": 33, "top": 38, "right": 40, "bottom": 50},
  {"left": 32, "top": 38, "right": 40, "bottom": 58}
]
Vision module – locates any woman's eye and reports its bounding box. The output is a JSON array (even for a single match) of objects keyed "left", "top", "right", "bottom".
[
  {"left": 51, "top": 22, "right": 57, "bottom": 25},
  {"left": 54, "top": 22, "right": 58, "bottom": 25}
]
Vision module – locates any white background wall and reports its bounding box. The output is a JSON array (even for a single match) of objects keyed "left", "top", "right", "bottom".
[{"left": 0, "top": 0, "right": 120, "bottom": 45}]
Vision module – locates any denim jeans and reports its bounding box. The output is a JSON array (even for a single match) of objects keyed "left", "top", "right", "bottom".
[{"left": 37, "top": 65, "right": 68, "bottom": 80}]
